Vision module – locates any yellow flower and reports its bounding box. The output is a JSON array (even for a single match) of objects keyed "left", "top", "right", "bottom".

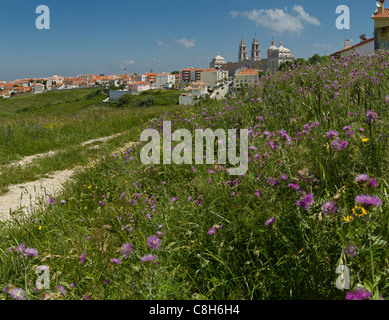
[
  {"left": 362, "top": 138, "right": 369, "bottom": 143},
  {"left": 352, "top": 206, "right": 368, "bottom": 217},
  {"left": 88, "top": 185, "right": 93, "bottom": 189},
  {"left": 90, "top": 165, "right": 94, "bottom": 168},
  {"left": 38, "top": 226, "right": 42, "bottom": 230},
  {"left": 343, "top": 215, "right": 354, "bottom": 222}
]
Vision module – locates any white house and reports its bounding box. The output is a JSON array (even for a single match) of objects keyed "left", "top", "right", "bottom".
[
  {"left": 179, "top": 81, "right": 208, "bottom": 106},
  {"left": 33, "top": 83, "right": 45, "bottom": 94},
  {"left": 200, "top": 68, "right": 228, "bottom": 88},
  {"left": 155, "top": 73, "right": 175, "bottom": 87},
  {"left": 330, "top": 36, "right": 375, "bottom": 59}
]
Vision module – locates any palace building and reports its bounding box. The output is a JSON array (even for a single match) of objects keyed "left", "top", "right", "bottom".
[{"left": 210, "top": 35, "right": 294, "bottom": 76}]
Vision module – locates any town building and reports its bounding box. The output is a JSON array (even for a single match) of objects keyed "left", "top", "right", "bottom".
[
  {"left": 46, "top": 75, "right": 64, "bottom": 91},
  {"left": 155, "top": 73, "right": 176, "bottom": 87},
  {"left": 330, "top": 36, "right": 375, "bottom": 59},
  {"left": 137, "top": 73, "right": 157, "bottom": 83},
  {"left": 372, "top": 0, "right": 389, "bottom": 50},
  {"left": 233, "top": 68, "right": 261, "bottom": 89},
  {"left": 179, "top": 68, "right": 203, "bottom": 83},
  {"left": 127, "top": 81, "right": 150, "bottom": 92},
  {"left": 179, "top": 81, "right": 208, "bottom": 106},
  {"left": 200, "top": 68, "right": 228, "bottom": 88},
  {"left": 33, "top": 83, "right": 45, "bottom": 94},
  {"left": 267, "top": 40, "right": 294, "bottom": 73}
]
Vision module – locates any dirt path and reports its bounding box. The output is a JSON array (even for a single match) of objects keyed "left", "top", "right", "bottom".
[
  {"left": 0, "top": 169, "right": 76, "bottom": 222},
  {"left": 0, "top": 131, "right": 128, "bottom": 171},
  {"left": 0, "top": 133, "right": 136, "bottom": 223}
]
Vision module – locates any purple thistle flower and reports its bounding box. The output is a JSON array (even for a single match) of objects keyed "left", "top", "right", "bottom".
[
  {"left": 297, "top": 193, "right": 315, "bottom": 211},
  {"left": 321, "top": 201, "right": 338, "bottom": 214},
  {"left": 345, "top": 244, "right": 358, "bottom": 258},
  {"left": 60, "top": 200, "right": 66, "bottom": 204},
  {"left": 369, "top": 178, "right": 379, "bottom": 187},
  {"left": 355, "top": 174, "right": 369, "bottom": 182},
  {"left": 366, "top": 110, "right": 378, "bottom": 123},
  {"left": 326, "top": 130, "right": 339, "bottom": 139},
  {"left": 141, "top": 254, "right": 157, "bottom": 263},
  {"left": 47, "top": 197, "right": 56, "bottom": 204},
  {"left": 121, "top": 243, "right": 133, "bottom": 258},
  {"left": 266, "top": 177, "right": 278, "bottom": 188},
  {"left": 355, "top": 195, "right": 382, "bottom": 207},
  {"left": 24, "top": 248, "right": 38, "bottom": 258},
  {"left": 110, "top": 258, "right": 121, "bottom": 265},
  {"left": 10, "top": 288, "right": 26, "bottom": 300},
  {"left": 80, "top": 253, "right": 86, "bottom": 264},
  {"left": 120, "top": 192, "right": 126, "bottom": 199},
  {"left": 331, "top": 139, "right": 348, "bottom": 151},
  {"left": 279, "top": 174, "right": 288, "bottom": 181},
  {"left": 146, "top": 235, "right": 162, "bottom": 249},
  {"left": 15, "top": 242, "right": 26, "bottom": 253},
  {"left": 255, "top": 190, "right": 260, "bottom": 198},
  {"left": 56, "top": 285, "right": 66, "bottom": 296},
  {"left": 171, "top": 197, "right": 178, "bottom": 202},
  {"left": 288, "top": 183, "right": 300, "bottom": 190},
  {"left": 265, "top": 217, "right": 275, "bottom": 227},
  {"left": 345, "top": 288, "right": 372, "bottom": 300},
  {"left": 208, "top": 227, "right": 217, "bottom": 236}
]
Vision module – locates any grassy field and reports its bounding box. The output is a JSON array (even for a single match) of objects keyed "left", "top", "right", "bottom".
[
  {"left": 0, "top": 88, "right": 106, "bottom": 117},
  {"left": 0, "top": 88, "right": 183, "bottom": 194},
  {"left": 1, "top": 52, "right": 389, "bottom": 301}
]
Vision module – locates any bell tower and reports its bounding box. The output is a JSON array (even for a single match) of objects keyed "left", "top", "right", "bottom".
[
  {"left": 251, "top": 34, "right": 261, "bottom": 61},
  {"left": 238, "top": 37, "right": 248, "bottom": 62}
]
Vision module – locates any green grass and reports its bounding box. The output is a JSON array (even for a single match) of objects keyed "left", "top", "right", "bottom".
[
  {"left": 2, "top": 52, "right": 389, "bottom": 301},
  {"left": 0, "top": 88, "right": 105, "bottom": 117}
]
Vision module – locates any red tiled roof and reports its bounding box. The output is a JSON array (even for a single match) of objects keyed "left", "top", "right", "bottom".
[
  {"left": 372, "top": 8, "right": 389, "bottom": 19},
  {"left": 330, "top": 37, "right": 374, "bottom": 56}
]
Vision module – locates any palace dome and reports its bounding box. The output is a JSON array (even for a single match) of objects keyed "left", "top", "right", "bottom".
[{"left": 210, "top": 52, "right": 227, "bottom": 68}]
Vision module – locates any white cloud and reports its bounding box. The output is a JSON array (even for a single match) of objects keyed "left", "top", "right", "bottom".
[
  {"left": 313, "top": 43, "right": 332, "bottom": 49},
  {"left": 230, "top": 6, "right": 320, "bottom": 34},
  {"left": 174, "top": 38, "right": 196, "bottom": 48},
  {"left": 156, "top": 40, "right": 164, "bottom": 46},
  {"left": 292, "top": 5, "right": 321, "bottom": 26},
  {"left": 122, "top": 60, "right": 135, "bottom": 66}
]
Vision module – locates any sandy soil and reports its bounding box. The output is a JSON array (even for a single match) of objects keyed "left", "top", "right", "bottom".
[{"left": 0, "top": 133, "right": 135, "bottom": 223}]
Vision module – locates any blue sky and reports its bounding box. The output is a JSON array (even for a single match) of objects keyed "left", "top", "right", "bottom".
[{"left": 0, "top": 0, "right": 377, "bottom": 80}]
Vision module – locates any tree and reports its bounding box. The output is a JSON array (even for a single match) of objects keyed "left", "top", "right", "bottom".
[
  {"left": 278, "top": 61, "right": 294, "bottom": 71},
  {"left": 116, "top": 93, "right": 132, "bottom": 107},
  {"left": 308, "top": 54, "right": 331, "bottom": 66}
]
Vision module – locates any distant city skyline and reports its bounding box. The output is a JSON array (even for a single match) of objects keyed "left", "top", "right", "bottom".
[{"left": 0, "top": 0, "right": 375, "bottom": 81}]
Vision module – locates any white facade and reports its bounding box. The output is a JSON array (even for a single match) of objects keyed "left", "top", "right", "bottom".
[
  {"left": 33, "top": 83, "right": 45, "bottom": 94},
  {"left": 200, "top": 69, "right": 228, "bottom": 88},
  {"left": 267, "top": 40, "right": 294, "bottom": 73},
  {"left": 334, "top": 38, "right": 375, "bottom": 58},
  {"left": 209, "top": 52, "right": 227, "bottom": 69},
  {"left": 136, "top": 74, "right": 148, "bottom": 82},
  {"left": 155, "top": 74, "right": 175, "bottom": 87},
  {"left": 179, "top": 81, "right": 208, "bottom": 106}
]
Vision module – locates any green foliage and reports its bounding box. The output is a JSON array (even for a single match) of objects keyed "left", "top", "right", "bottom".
[{"left": 2, "top": 51, "right": 389, "bottom": 301}]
